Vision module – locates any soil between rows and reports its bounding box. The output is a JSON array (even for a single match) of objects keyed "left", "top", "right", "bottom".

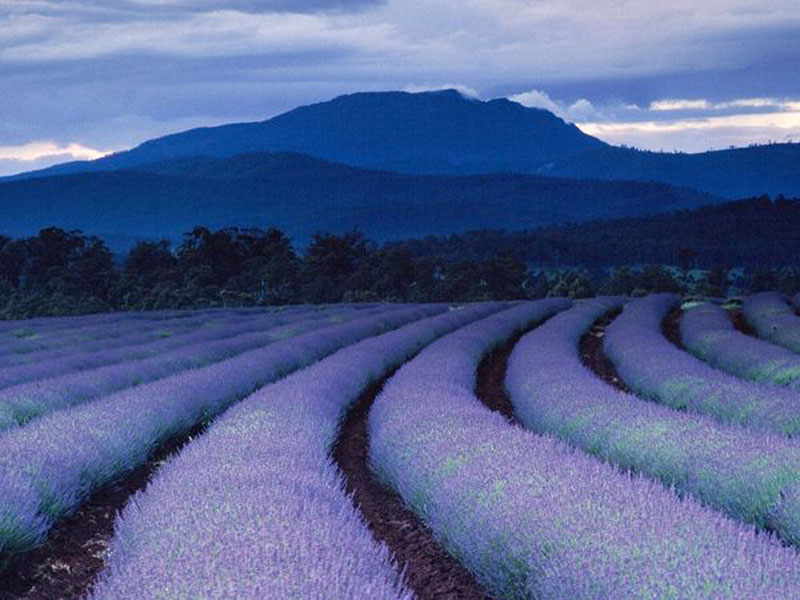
[
  {"left": 331, "top": 327, "right": 544, "bottom": 600},
  {"left": 0, "top": 424, "right": 206, "bottom": 600},
  {"left": 332, "top": 373, "right": 495, "bottom": 600},
  {"left": 728, "top": 310, "right": 758, "bottom": 336},
  {"left": 578, "top": 311, "right": 630, "bottom": 393},
  {"left": 661, "top": 308, "right": 686, "bottom": 350}
]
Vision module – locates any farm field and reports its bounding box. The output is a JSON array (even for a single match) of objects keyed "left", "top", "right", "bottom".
[{"left": 1, "top": 295, "right": 800, "bottom": 599}]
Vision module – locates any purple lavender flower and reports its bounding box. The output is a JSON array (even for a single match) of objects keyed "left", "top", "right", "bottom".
[{"left": 370, "top": 299, "right": 800, "bottom": 599}]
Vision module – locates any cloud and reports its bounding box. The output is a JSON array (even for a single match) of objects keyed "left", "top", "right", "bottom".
[
  {"left": 404, "top": 83, "right": 480, "bottom": 98},
  {"left": 0, "top": 141, "right": 110, "bottom": 162},
  {"left": 649, "top": 97, "right": 794, "bottom": 112},
  {"left": 508, "top": 89, "right": 599, "bottom": 122},
  {"left": 3, "top": 0, "right": 800, "bottom": 157},
  {"left": 0, "top": 10, "right": 400, "bottom": 63},
  {"left": 125, "top": 0, "right": 384, "bottom": 12},
  {"left": 578, "top": 109, "right": 800, "bottom": 152},
  {"left": 0, "top": 0, "right": 383, "bottom": 16},
  {"left": 650, "top": 99, "right": 713, "bottom": 111}
]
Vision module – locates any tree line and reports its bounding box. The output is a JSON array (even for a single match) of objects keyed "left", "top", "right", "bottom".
[{"left": 0, "top": 201, "right": 798, "bottom": 319}]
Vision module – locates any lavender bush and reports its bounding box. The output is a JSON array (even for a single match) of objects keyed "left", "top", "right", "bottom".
[
  {"left": 681, "top": 302, "right": 800, "bottom": 389},
  {"left": 369, "top": 300, "right": 800, "bottom": 599},
  {"left": 743, "top": 291, "right": 800, "bottom": 353},
  {"left": 0, "top": 306, "right": 380, "bottom": 430},
  {"left": 0, "top": 305, "right": 361, "bottom": 388},
  {"left": 0, "top": 304, "right": 443, "bottom": 556},
  {"left": 0, "top": 307, "right": 302, "bottom": 368},
  {"left": 88, "top": 303, "right": 510, "bottom": 599},
  {"left": 0, "top": 309, "right": 227, "bottom": 356},
  {"left": 507, "top": 298, "right": 800, "bottom": 545},
  {"left": 0, "top": 308, "right": 204, "bottom": 336},
  {"left": 605, "top": 294, "right": 800, "bottom": 436},
  {"left": 0, "top": 306, "right": 314, "bottom": 358}
]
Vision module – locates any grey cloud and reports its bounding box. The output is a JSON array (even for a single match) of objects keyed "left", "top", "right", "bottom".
[
  {"left": 3, "top": 0, "right": 800, "bottom": 156},
  {"left": 1, "top": 0, "right": 385, "bottom": 17}
]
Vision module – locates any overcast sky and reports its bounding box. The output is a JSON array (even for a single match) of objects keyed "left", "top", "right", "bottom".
[{"left": 2, "top": 0, "right": 800, "bottom": 175}]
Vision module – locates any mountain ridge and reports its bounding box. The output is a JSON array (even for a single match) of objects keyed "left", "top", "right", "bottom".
[
  {"left": 8, "top": 89, "right": 800, "bottom": 199},
  {"left": 0, "top": 151, "right": 715, "bottom": 250}
]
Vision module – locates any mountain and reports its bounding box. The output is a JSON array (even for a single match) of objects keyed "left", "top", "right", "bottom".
[
  {"left": 10, "top": 89, "right": 606, "bottom": 179},
  {"left": 0, "top": 152, "right": 715, "bottom": 250},
  {"left": 8, "top": 89, "right": 800, "bottom": 198}
]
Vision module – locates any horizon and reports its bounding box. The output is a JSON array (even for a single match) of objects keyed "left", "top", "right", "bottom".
[{"left": 2, "top": 1, "right": 800, "bottom": 176}]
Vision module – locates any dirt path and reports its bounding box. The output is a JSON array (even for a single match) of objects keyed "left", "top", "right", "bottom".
[
  {"left": 728, "top": 310, "right": 758, "bottom": 336},
  {"left": 578, "top": 311, "right": 630, "bottom": 393},
  {"left": 474, "top": 332, "right": 524, "bottom": 424},
  {"left": 0, "top": 424, "right": 206, "bottom": 600},
  {"left": 660, "top": 308, "right": 686, "bottom": 350},
  {"left": 332, "top": 373, "right": 494, "bottom": 600}
]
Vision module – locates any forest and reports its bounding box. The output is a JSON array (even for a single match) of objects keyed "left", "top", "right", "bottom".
[{"left": 0, "top": 196, "right": 798, "bottom": 318}]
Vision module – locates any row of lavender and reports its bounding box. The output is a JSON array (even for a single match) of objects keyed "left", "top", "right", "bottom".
[
  {"left": 604, "top": 293, "right": 800, "bottom": 436},
  {"left": 680, "top": 300, "right": 800, "bottom": 389},
  {"left": 0, "top": 304, "right": 442, "bottom": 555},
  {"left": 0, "top": 307, "right": 220, "bottom": 336},
  {"left": 0, "top": 305, "right": 383, "bottom": 431},
  {"left": 743, "top": 291, "right": 800, "bottom": 354},
  {"left": 0, "top": 306, "right": 323, "bottom": 384},
  {"left": 367, "top": 298, "right": 800, "bottom": 598},
  {"left": 0, "top": 306, "right": 273, "bottom": 357},
  {"left": 0, "top": 307, "right": 293, "bottom": 368},
  {"left": 87, "top": 303, "right": 514, "bottom": 599},
  {"left": 506, "top": 297, "right": 800, "bottom": 547},
  {"left": 0, "top": 303, "right": 383, "bottom": 358}
]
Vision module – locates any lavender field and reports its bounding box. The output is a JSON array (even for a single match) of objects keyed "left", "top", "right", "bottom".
[{"left": 2, "top": 296, "right": 800, "bottom": 600}]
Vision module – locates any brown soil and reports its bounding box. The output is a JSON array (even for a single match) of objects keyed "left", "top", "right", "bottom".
[
  {"left": 332, "top": 319, "right": 561, "bottom": 600},
  {"left": 578, "top": 311, "right": 630, "bottom": 393},
  {"left": 474, "top": 332, "right": 525, "bottom": 424},
  {"left": 661, "top": 308, "right": 686, "bottom": 350},
  {"left": 728, "top": 310, "right": 758, "bottom": 336},
  {"left": 332, "top": 374, "right": 495, "bottom": 600},
  {"left": 0, "top": 424, "right": 206, "bottom": 600}
]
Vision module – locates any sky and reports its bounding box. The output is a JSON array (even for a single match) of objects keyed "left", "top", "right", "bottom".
[{"left": 2, "top": 0, "right": 800, "bottom": 175}]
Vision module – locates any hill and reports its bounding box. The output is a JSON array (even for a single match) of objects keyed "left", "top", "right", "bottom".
[
  {"left": 9, "top": 89, "right": 800, "bottom": 199},
  {"left": 392, "top": 196, "right": 800, "bottom": 268},
  {"left": 0, "top": 152, "right": 715, "bottom": 249}
]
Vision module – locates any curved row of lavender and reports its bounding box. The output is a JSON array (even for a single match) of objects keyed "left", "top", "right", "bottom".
[
  {"left": 369, "top": 300, "right": 800, "bottom": 599},
  {"left": 88, "top": 304, "right": 509, "bottom": 599},
  {"left": 506, "top": 297, "right": 800, "bottom": 546},
  {"left": 0, "top": 307, "right": 215, "bottom": 336},
  {"left": 0, "top": 311, "right": 231, "bottom": 368},
  {"left": 604, "top": 294, "right": 800, "bottom": 436},
  {"left": 0, "top": 305, "right": 323, "bottom": 358},
  {"left": 0, "top": 305, "right": 383, "bottom": 431},
  {"left": 0, "top": 307, "right": 255, "bottom": 357},
  {"left": 681, "top": 302, "right": 800, "bottom": 389},
  {"left": 0, "top": 304, "right": 362, "bottom": 390},
  {"left": 0, "top": 304, "right": 443, "bottom": 556},
  {"left": 743, "top": 291, "right": 800, "bottom": 354},
  {"left": 0, "top": 306, "right": 312, "bottom": 368}
]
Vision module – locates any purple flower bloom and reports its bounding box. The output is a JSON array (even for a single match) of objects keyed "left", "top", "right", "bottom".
[
  {"left": 0, "top": 304, "right": 443, "bottom": 555},
  {"left": 89, "top": 303, "right": 508, "bottom": 599},
  {"left": 743, "top": 291, "right": 800, "bottom": 353},
  {"left": 605, "top": 294, "right": 800, "bottom": 436},
  {"left": 370, "top": 298, "right": 800, "bottom": 599}
]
